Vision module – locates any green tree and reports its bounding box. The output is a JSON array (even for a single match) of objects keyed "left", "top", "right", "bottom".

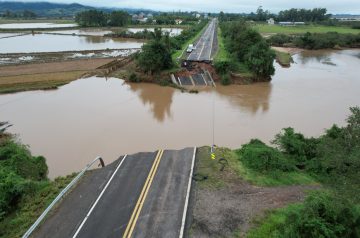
[
  {"left": 75, "top": 10, "right": 107, "bottom": 27},
  {"left": 109, "top": 11, "right": 129, "bottom": 27},
  {"left": 136, "top": 39, "right": 173, "bottom": 74},
  {"left": 245, "top": 40, "right": 276, "bottom": 78}
]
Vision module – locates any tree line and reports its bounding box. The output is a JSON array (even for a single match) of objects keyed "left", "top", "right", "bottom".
[
  {"left": 1, "top": 10, "right": 37, "bottom": 19},
  {"left": 219, "top": 7, "right": 331, "bottom": 22},
  {"left": 75, "top": 10, "right": 130, "bottom": 27},
  {"left": 268, "top": 32, "right": 360, "bottom": 49}
]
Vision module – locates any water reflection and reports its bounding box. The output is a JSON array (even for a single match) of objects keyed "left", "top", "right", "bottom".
[
  {"left": 81, "top": 35, "right": 109, "bottom": 44},
  {"left": 298, "top": 50, "right": 334, "bottom": 65},
  {"left": 215, "top": 83, "right": 272, "bottom": 114},
  {"left": 128, "top": 83, "right": 174, "bottom": 122}
]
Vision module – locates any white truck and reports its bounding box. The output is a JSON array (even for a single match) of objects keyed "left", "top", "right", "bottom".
[{"left": 186, "top": 44, "right": 195, "bottom": 53}]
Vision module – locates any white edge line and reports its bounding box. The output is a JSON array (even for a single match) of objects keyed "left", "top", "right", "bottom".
[
  {"left": 72, "top": 155, "right": 128, "bottom": 238},
  {"left": 179, "top": 147, "right": 197, "bottom": 238},
  {"left": 201, "top": 74, "right": 208, "bottom": 86},
  {"left": 209, "top": 19, "right": 216, "bottom": 59},
  {"left": 178, "top": 77, "right": 183, "bottom": 86}
]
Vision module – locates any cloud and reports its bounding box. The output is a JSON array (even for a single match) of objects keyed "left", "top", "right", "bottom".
[{"left": 9, "top": 0, "right": 360, "bottom": 14}]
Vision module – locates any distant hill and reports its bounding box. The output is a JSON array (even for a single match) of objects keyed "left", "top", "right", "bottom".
[
  {"left": 0, "top": 1, "right": 158, "bottom": 18},
  {"left": 0, "top": 1, "right": 94, "bottom": 17}
]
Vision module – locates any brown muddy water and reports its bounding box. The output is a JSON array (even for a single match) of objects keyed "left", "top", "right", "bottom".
[
  {"left": 0, "top": 33, "right": 143, "bottom": 53},
  {"left": 0, "top": 49, "right": 359, "bottom": 178}
]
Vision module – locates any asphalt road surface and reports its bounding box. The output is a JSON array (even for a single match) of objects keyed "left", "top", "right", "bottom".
[
  {"left": 34, "top": 148, "right": 196, "bottom": 238},
  {"left": 187, "top": 18, "right": 217, "bottom": 62}
]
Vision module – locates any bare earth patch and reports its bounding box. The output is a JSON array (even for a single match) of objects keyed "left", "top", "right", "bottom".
[
  {"left": 271, "top": 46, "right": 303, "bottom": 55},
  {"left": 190, "top": 147, "right": 319, "bottom": 238},
  {"left": 192, "top": 182, "right": 317, "bottom": 237}
]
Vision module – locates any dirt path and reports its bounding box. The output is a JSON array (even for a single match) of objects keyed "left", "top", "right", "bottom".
[{"left": 272, "top": 46, "right": 303, "bottom": 55}]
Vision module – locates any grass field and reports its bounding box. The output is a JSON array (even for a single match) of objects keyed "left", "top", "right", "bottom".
[
  {"left": 196, "top": 146, "right": 317, "bottom": 188},
  {"left": 254, "top": 24, "right": 360, "bottom": 34},
  {"left": 214, "top": 26, "right": 230, "bottom": 62}
]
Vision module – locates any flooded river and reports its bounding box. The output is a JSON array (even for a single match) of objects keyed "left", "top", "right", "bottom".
[
  {"left": 0, "top": 49, "right": 359, "bottom": 178},
  {"left": 0, "top": 33, "right": 143, "bottom": 53}
]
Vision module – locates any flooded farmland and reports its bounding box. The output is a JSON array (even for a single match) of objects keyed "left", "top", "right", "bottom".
[
  {"left": 0, "top": 33, "right": 143, "bottom": 53},
  {"left": 0, "top": 22, "right": 78, "bottom": 29},
  {"left": 127, "top": 27, "right": 183, "bottom": 36},
  {"left": 0, "top": 49, "right": 359, "bottom": 178}
]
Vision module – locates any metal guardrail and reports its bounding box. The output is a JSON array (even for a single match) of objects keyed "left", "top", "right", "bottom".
[{"left": 22, "top": 156, "right": 105, "bottom": 238}]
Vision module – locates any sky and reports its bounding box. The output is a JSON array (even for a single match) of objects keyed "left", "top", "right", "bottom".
[{"left": 8, "top": 0, "right": 360, "bottom": 14}]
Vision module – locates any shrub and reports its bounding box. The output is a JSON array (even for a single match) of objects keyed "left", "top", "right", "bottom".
[
  {"left": 129, "top": 73, "right": 140, "bottom": 83},
  {"left": 0, "top": 138, "right": 48, "bottom": 220},
  {"left": 268, "top": 33, "right": 293, "bottom": 46},
  {"left": 220, "top": 73, "right": 231, "bottom": 85},
  {"left": 281, "top": 192, "right": 360, "bottom": 238},
  {"left": 236, "top": 139, "right": 295, "bottom": 172},
  {"left": 214, "top": 61, "right": 232, "bottom": 75},
  {"left": 272, "top": 128, "right": 319, "bottom": 166}
]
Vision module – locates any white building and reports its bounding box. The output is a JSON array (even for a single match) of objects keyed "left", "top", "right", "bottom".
[
  {"left": 267, "top": 18, "right": 275, "bottom": 25},
  {"left": 175, "top": 19, "right": 183, "bottom": 25}
]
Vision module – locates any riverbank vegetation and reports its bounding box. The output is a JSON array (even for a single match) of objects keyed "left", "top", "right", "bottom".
[
  {"left": 0, "top": 124, "right": 76, "bottom": 238},
  {"left": 240, "top": 107, "right": 360, "bottom": 237},
  {"left": 268, "top": 32, "right": 360, "bottom": 49},
  {"left": 194, "top": 107, "right": 360, "bottom": 237},
  {"left": 215, "top": 20, "right": 275, "bottom": 84}
]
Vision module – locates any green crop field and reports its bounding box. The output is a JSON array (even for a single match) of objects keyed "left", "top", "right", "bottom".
[{"left": 253, "top": 24, "right": 360, "bottom": 34}]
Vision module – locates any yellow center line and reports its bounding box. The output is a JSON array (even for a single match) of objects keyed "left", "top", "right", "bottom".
[{"left": 123, "top": 149, "right": 164, "bottom": 238}]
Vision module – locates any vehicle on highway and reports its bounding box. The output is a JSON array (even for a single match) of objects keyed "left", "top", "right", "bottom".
[{"left": 186, "top": 44, "right": 195, "bottom": 53}]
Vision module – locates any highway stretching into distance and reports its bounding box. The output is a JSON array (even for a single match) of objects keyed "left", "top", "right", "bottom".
[
  {"left": 187, "top": 18, "right": 217, "bottom": 62},
  {"left": 31, "top": 18, "right": 219, "bottom": 238},
  {"left": 34, "top": 148, "right": 196, "bottom": 238}
]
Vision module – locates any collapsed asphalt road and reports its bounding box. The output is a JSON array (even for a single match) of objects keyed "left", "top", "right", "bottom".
[
  {"left": 34, "top": 148, "right": 196, "bottom": 238},
  {"left": 187, "top": 18, "right": 217, "bottom": 62}
]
